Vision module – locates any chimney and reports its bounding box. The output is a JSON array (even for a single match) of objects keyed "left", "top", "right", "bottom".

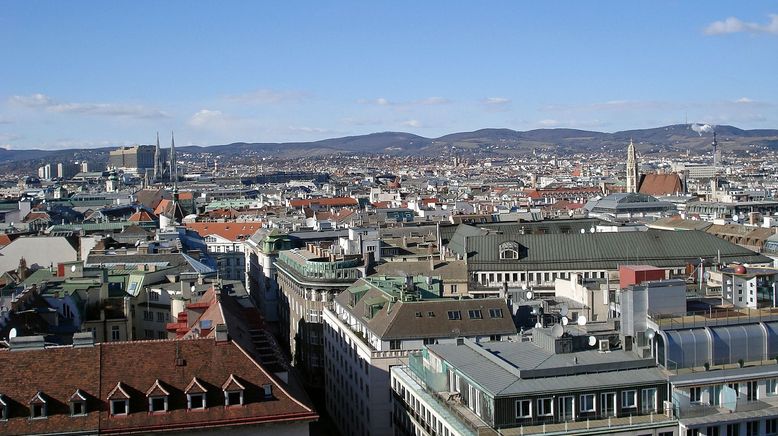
[
  {"left": 10, "top": 335, "right": 46, "bottom": 351},
  {"left": 214, "top": 323, "right": 229, "bottom": 342},
  {"left": 72, "top": 331, "right": 95, "bottom": 348}
]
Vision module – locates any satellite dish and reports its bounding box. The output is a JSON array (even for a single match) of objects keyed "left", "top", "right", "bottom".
[
  {"left": 732, "top": 215, "right": 739, "bottom": 222},
  {"left": 521, "top": 284, "right": 528, "bottom": 291},
  {"left": 9, "top": 328, "right": 17, "bottom": 339},
  {"left": 531, "top": 307, "right": 538, "bottom": 315},
  {"left": 561, "top": 316, "right": 569, "bottom": 326},
  {"left": 525, "top": 290, "right": 534, "bottom": 300},
  {"left": 704, "top": 271, "right": 711, "bottom": 280},
  {"left": 580, "top": 229, "right": 586, "bottom": 234},
  {"left": 190, "top": 285, "right": 196, "bottom": 293},
  {"left": 646, "top": 328, "right": 656, "bottom": 340},
  {"left": 588, "top": 335, "right": 597, "bottom": 347},
  {"left": 560, "top": 304, "right": 569, "bottom": 316},
  {"left": 70, "top": 265, "right": 76, "bottom": 273},
  {"left": 551, "top": 324, "right": 564, "bottom": 338},
  {"left": 589, "top": 226, "right": 596, "bottom": 233},
  {"left": 577, "top": 315, "right": 588, "bottom": 326},
  {"left": 534, "top": 322, "right": 543, "bottom": 329}
]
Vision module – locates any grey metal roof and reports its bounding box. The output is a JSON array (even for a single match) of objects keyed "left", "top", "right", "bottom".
[
  {"left": 447, "top": 227, "right": 770, "bottom": 272},
  {"left": 429, "top": 340, "right": 666, "bottom": 397},
  {"left": 670, "top": 363, "right": 778, "bottom": 386}
]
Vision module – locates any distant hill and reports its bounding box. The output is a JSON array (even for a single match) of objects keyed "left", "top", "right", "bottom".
[{"left": 3, "top": 125, "right": 778, "bottom": 173}]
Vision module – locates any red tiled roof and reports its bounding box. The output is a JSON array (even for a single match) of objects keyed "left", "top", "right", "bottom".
[
  {"left": 185, "top": 222, "right": 263, "bottom": 242},
  {"left": 289, "top": 197, "right": 358, "bottom": 208},
  {"left": 0, "top": 338, "right": 317, "bottom": 435},
  {"left": 639, "top": 173, "right": 683, "bottom": 196},
  {"left": 128, "top": 210, "right": 156, "bottom": 222}
]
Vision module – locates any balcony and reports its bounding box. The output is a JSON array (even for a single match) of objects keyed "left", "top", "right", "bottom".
[
  {"left": 649, "top": 306, "right": 778, "bottom": 330},
  {"left": 675, "top": 396, "right": 778, "bottom": 426}
]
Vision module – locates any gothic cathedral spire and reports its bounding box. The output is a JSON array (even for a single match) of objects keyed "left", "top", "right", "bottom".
[{"left": 626, "top": 139, "right": 638, "bottom": 193}]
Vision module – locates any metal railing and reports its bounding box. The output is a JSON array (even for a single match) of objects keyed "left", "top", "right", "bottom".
[{"left": 649, "top": 306, "right": 778, "bottom": 330}]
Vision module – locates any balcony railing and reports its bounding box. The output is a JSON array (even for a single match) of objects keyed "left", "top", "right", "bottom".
[{"left": 649, "top": 306, "right": 778, "bottom": 330}]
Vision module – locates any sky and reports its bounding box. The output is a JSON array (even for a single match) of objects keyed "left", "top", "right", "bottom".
[{"left": 1, "top": 1, "right": 777, "bottom": 150}]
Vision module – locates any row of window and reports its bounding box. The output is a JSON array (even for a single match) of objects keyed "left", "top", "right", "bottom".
[
  {"left": 444, "top": 308, "right": 503, "bottom": 320},
  {"left": 515, "top": 388, "right": 658, "bottom": 419},
  {"left": 686, "top": 418, "right": 778, "bottom": 436}
]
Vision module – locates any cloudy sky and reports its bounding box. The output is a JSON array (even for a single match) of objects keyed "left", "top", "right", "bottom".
[{"left": 1, "top": 1, "right": 777, "bottom": 149}]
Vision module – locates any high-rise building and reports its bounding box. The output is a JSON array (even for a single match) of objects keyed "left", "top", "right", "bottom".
[
  {"left": 626, "top": 139, "right": 639, "bottom": 193},
  {"left": 108, "top": 145, "right": 156, "bottom": 174}
]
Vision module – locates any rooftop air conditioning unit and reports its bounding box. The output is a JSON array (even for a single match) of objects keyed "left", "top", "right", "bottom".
[{"left": 598, "top": 339, "right": 610, "bottom": 352}]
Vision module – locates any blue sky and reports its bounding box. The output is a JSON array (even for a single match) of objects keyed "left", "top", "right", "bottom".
[{"left": 1, "top": 1, "right": 777, "bottom": 149}]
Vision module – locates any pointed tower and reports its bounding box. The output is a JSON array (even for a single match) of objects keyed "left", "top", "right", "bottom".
[
  {"left": 169, "top": 131, "right": 177, "bottom": 184},
  {"left": 153, "top": 132, "right": 161, "bottom": 181},
  {"left": 712, "top": 131, "right": 720, "bottom": 168},
  {"left": 626, "top": 139, "right": 639, "bottom": 193}
]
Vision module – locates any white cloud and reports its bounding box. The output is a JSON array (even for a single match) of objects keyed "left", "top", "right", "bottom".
[
  {"left": 537, "top": 119, "right": 559, "bottom": 127},
  {"left": 401, "top": 119, "right": 423, "bottom": 128},
  {"left": 286, "top": 126, "right": 335, "bottom": 134},
  {"left": 9, "top": 93, "right": 169, "bottom": 119},
  {"left": 225, "top": 89, "right": 310, "bottom": 104},
  {"left": 482, "top": 97, "right": 511, "bottom": 105},
  {"left": 704, "top": 14, "right": 778, "bottom": 35},
  {"left": 189, "top": 109, "right": 227, "bottom": 127},
  {"left": 357, "top": 96, "right": 451, "bottom": 107}
]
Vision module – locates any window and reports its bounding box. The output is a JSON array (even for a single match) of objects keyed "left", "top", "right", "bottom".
[
  {"left": 489, "top": 308, "right": 503, "bottom": 318},
  {"left": 156, "top": 312, "right": 165, "bottom": 323},
  {"left": 148, "top": 291, "right": 159, "bottom": 301},
  {"left": 111, "top": 399, "right": 128, "bottom": 416},
  {"left": 746, "top": 380, "right": 757, "bottom": 401},
  {"left": 188, "top": 393, "right": 205, "bottom": 410},
  {"left": 726, "top": 423, "right": 740, "bottom": 436},
  {"left": 144, "top": 310, "right": 153, "bottom": 321},
  {"left": 579, "top": 394, "right": 595, "bottom": 412},
  {"left": 225, "top": 391, "right": 243, "bottom": 406},
  {"left": 427, "top": 311, "right": 435, "bottom": 317},
  {"left": 468, "top": 309, "right": 482, "bottom": 319},
  {"left": 537, "top": 397, "right": 553, "bottom": 416},
  {"left": 149, "top": 396, "right": 167, "bottom": 412},
  {"left": 70, "top": 390, "right": 87, "bottom": 416},
  {"left": 690, "top": 386, "right": 702, "bottom": 403},
  {"left": 621, "top": 390, "right": 637, "bottom": 409},
  {"left": 746, "top": 421, "right": 760, "bottom": 436},
  {"left": 145, "top": 329, "right": 155, "bottom": 339},
  {"left": 728, "top": 383, "right": 740, "bottom": 398},
  {"left": 710, "top": 385, "right": 722, "bottom": 406},
  {"left": 451, "top": 284, "right": 458, "bottom": 293},
  {"left": 415, "top": 312, "right": 422, "bottom": 318},
  {"left": 447, "top": 311, "right": 461, "bottom": 320},
  {"left": 29, "top": 392, "right": 47, "bottom": 419},
  {"left": 516, "top": 399, "right": 532, "bottom": 418},
  {"left": 390, "top": 340, "right": 401, "bottom": 350},
  {"left": 707, "top": 426, "right": 720, "bottom": 436},
  {"left": 262, "top": 384, "right": 273, "bottom": 399},
  {"left": 770, "top": 379, "right": 778, "bottom": 396},
  {"left": 111, "top": 326, "right": 120, "bottom": 341},
  {"left": 641, "top": 388, "right": 657, "bottom": 413},
  {"left": 766, "top": 418, "right": 778, "bottom": 435}
]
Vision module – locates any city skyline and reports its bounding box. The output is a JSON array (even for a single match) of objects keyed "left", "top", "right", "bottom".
[{"left": 1, "top": 1, "right": 777, "bottom": 150}]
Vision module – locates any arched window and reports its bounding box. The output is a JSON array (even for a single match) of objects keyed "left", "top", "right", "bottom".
[{"left": 499, "top": 241, "right": 520, "bottom": 260}]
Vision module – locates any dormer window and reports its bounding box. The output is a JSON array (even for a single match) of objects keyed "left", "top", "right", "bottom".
[
  {"left": 29, "top": 391, "right": 48, "bottom": 419},
  {"left": 499, "top": 241, "right": 520, "bottom": 260},
  {"left": 262, "top": 384, "right": 273, "bottom": 400},
  {"left": 70, "top": 390, "right": 88, "bottom": 416},
  {"left": 146, "top": 379, "right": 170, "bottom": 413},
  {"left": 1, "top": 395, "right": 8, "bottom": 420},
  {"left": 222, "top": 374, "right": 245, "bottom": 407},
  {"left": 185, "top": 377, "right": 208, "bottom": 410},
  {"left": 107, "top": 382, "right": 130, "bottom": 416}
]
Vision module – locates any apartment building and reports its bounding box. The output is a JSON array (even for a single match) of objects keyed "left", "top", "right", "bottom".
[{"left": 323, "top": 275, "right": 516, "bottom": 436}]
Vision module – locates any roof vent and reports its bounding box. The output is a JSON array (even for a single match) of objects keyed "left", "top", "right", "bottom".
[
  {"left": 73, "top": 331, "right": 95, "bottom": 348},
  {"left": 9, "top": 335, "right": 46, "bottom": 351}
]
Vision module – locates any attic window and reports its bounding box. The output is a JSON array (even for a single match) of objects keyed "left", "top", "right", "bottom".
[
  {"left": 184, "top": 377, "right": 208, "bottom": 410},
  {"left": 468, "top": 309, "right": 483, "bottom": 319},
  {"left": 146, "top": 379, "right": 170, "bottom": 413},
  {"left": 262, "top": 384, "right": 273, "bottom": 400},
  {"left": 29, "top": 392, "right": 47, "bottom": 419},
  {"left": 499, "top": 241, "right": 521, "bottom": 260},
  {"left": 107, "top": 382, "right": 130, "bottom": 416},
  {"left": 222, "top": 374, "right": 245, "bottom": 406},
  {"left": 415, "top": 312, "right": 422, "bottom": 318},
  {"left": 427, "top": 311, "right": 435, "bottom": 317},
  {"left": 111, "top": 399, "right": 128, "bottom": 416},
  {"left": 70, "top": 390, "right": 88, "bottom": 417},
  {"left": 448, "top": 311, "right": 462, "bottom": 320},
  {"left": 489, "top": 308, "right": 504, "bottom": 318}
]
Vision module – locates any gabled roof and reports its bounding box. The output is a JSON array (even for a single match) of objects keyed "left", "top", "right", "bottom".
[
  {"left": 145, "top": 379, "right": 170, "bottom": 397},
  {"left": 185, "top": 222, "right": 263, "bottom": 242},
  {"left": 106, "top": 382, "right": 130, "bottom": 400},
  {"left": 639, "top": 173, "right": 683, "bottom": 196},
  {"left": 184, "top": 377, "right": 207, "bottom": 394},
  {"left": 69, "top": 389, "right": 87, "bottom": 402},
  {"left": 29, "top": 391, "right": 47, "bottom": 404},
  {"left": 221, "top": 374, "right": 246, "bottom": 391}
]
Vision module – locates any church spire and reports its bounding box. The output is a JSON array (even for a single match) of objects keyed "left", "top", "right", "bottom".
[
  {"left": 626, "top": 138, "right": 639, "bottom": 193},
  {"left": 169, "top": 131, "right": 177, "bottom": 186},
  {"left": 153, "top": 131, "right": 161, "bottom": 181}
]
